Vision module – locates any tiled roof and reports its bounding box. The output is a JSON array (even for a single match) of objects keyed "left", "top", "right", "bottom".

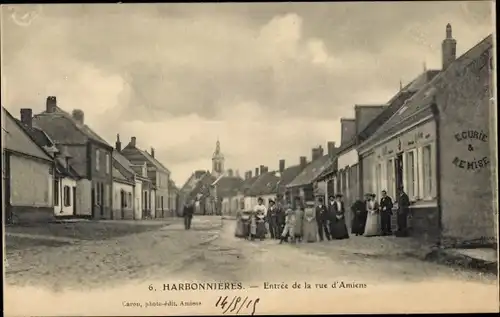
[
  {"left": 215, "top": 176, "right": 244, "bottom": 198},
  {"left": 2, "top": 107, "right": 53, "bottom": 162},
  {"left": 276, "top": 165, "right": 303, "bottom": 193},
  {"left": 112, "top": 165, "right": 130, "bottom": 182},
  {"left": 113, "top": 150, "right": 135, "bottom": 175},
  {"left": 247, "top": 171, "right": 280, "bottom": 196},
  {"left": 361, "top": 34, "right": 492, "bottom": 151},
  {"left": 33, "top": 106, "right": 112, "bottom": 148},
  {"left": 186, "top": 173, "right": 217, "bottom": 201},
  {"left": 286, "top": 155, "right": 335, "bottom": 188},
  {"left": 169, "top": 179, "right": 179, "bottom": 192},
  {"left": 123, "top": 144, "right": 170, "bottom": 174},
  {"left": 238, "top": 175, "right": 260, "bottom": 195},
  {"left": 54, "top": 156, "right": 80, "bottom": 179}
]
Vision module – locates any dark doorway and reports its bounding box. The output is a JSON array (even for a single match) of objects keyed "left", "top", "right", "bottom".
[
  {"left": 72, "top": 186, "right": 77, "bottom": 215},
  {"left": 91, "top": 188, "right": 96, "bottom": 218},
  {"left": 120, "top": 190, "right": 125, "bottom": 220},
  {"left": 100, "top": 183, "right": 104, "bottom": 217},
  {"left": 395, "top": 154, "right": 404, "bottom": 197}
]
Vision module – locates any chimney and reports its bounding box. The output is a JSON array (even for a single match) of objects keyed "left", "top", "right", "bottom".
[
  {"left": 263, "top": 166, "right": 269, "bottom": 173},
  {"left": 72, "top": 109, "right": 84, "bottom": 125},
  {"left": 300, "top": 156, "right": 307, "bottom": 169},
  {"left": 312, "top": 146, "right": 324, "bottom": 161},
  {"left": 244, "top": 171, "right": 248, "bottom": 180},
  {"left": 248, "top": 170, "right": 252, "bottom": 179},
  {"left": 442, "top": 23, "right": 457, "bottom": 70},
  {"left": 279, "top": 159, "right": 285, "bottom": 173},
  {"left": 20, "top": 108, "right": 33, "bottom": 128},
  {"left": 340, "top": 118, "right": 357, "bottom": 145},
  {"left": 46, "top": 96, "right": 57, "bottom": 113},
  {"left": 255, "top": 167, "right": 259, "bottom": 177},
  {"left": 260, "top": 165, "right": 265, "bottom": 175},
  {"left": 235, "top": 170, "right": 240, "bottom": 178},
  {"left": 115, "top": 134, "right": 122, "bottom": 152},
  {"left": 130, "top": 136, "right": 137, "bottom": 147},
  {"left": 228, "top": 169, "right": 234, "bottom": 177},
  {"left": 151, "top": 147, "right": 155, "bottom": 158},
  {"left": 327, "top": 141, "right": 336, "bottom": 157}
]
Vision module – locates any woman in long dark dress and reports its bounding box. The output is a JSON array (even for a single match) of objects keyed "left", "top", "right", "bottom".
[
  {"left": 330, "top": 194, "right": 349, "bottom": 239},
  {"left": 351, "top": 195, "right": 369, "bottom": 236}
]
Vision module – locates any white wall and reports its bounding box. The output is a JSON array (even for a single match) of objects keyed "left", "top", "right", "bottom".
[
  {"left": 112, "top": 181, "right": 134, "bottom": 211},
  {"left": 10, "top": 155, "right": 52, "bottom": 207},
  {"left": 134, "top": 179, "right": 143, "bottom": 220},
  {"left": 54, "top": 177, "right": 77, "bottom": 216},
  {"left": 338, "top": 148, "right": 358, "bottom": 170}
]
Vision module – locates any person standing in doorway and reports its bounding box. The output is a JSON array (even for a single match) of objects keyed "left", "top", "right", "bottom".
[
  {"left": 316, "top": 197, "right": 331, "bottom": 241},
  {"left": 183, "top": 199, "right": 194, "bottom": 230},
  {"left": 351, "top": 194, "right": 369, "bottom": 236},
  {"left": 380, "top": 190, "right": 394, "bottom": 236},
  {"left": 396, "top": 187, "right": 410, "bottom": 237}
]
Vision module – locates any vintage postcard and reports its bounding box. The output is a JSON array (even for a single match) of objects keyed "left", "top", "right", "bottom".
[{"left": 2, "top": 2, "right": 498, "bottom": 316}]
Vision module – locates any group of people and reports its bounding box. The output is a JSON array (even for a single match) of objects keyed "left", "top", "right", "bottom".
[{"left": 239, "top": 186, "right": 411, "bottom": 243}]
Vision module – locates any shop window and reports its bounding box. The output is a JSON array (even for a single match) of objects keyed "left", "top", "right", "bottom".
[
  {"left": 405, "top": 151, "right": 417, "bottom": 199},
  {"left": 387, "top": 159, "right": 395, "bottom": 199},
  {"left": 423, "top": 145, "right": 433, "bottom": 199},
  {"left": 63, "top": 186, "right": 71, "bottom": 207}
]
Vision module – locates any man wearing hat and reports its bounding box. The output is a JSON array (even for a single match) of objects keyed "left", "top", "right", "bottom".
[
  {"left": 267, "top": 199, "right": 279, "bottom": 239},
  {"left": 316, "top": 197, "right": 331, "bottom": 241},
  {"left": 395, "top": 186, "right": 410, "bottom": 237},
  {"left": 351, "top": 193, "right": 369, "bottom": 236}
]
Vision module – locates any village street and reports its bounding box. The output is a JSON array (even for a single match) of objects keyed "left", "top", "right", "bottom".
[{"left": 5, "top": 216, "right": 498, "bottom": 315}]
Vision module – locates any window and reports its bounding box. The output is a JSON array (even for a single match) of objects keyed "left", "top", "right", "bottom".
[
  {"left": 406, "top": 151, "right": 417, "bottom": 199},
  {"left": 104, "top": 184, "right": 109, "bottom": 206},
  {"left": 375, "top": 163, "right": 382, "bottom": 196},
  {"left": 54, "top": 179, "right": 60, "bottom": 205},
  {"left": 105, "top": 154, "right": 110, "bottom": 174},
  {"left": 239, "top": 198, "right": 245, "bottom": 210},
  {"left": 128, "top": 193, "right": 132, "bottom": 207},
  {"left": 423, "top": 145, "right": 433, "bottom": 198},
  {"left": 161, "top": 196, "right": 164, "bottom": 210},
  {"left": 95, "top": 149, "right": 100, "bottom": 171},
  {"left": 387, "top": 159, "right": 395, "bottom": 199},
  {"left": 63, "top": 185, "right": 71, "bottom": 206}
]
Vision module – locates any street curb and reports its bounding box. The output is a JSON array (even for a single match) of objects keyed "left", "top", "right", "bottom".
[{"left": 424, "top": 248, "right": 498, "bottom": 275}]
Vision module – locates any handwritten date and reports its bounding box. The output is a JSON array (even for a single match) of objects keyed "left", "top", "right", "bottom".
[{"left": 215, "top": 295, "right": 260, "bottom": 315}]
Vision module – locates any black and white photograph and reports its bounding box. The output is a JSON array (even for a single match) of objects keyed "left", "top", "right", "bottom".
[{"left": 2, "top": 2, "right": 498, "bottom": 315}]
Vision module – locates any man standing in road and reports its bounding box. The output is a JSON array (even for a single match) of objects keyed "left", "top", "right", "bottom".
[
  {"left": 380, "top": 190, "right": 394, "bottom": 236},
  {"left": 183, "top": 200, "right": 195, "bottom": 230},
  {"left": 267, "top": 199, "right": 279, "bottom": 239},
  {"left": 395, "top": 187, "right": 410, "bottom": 237},
  {"left": 316, "top": 197, "right": 331, "bottom": 241}
]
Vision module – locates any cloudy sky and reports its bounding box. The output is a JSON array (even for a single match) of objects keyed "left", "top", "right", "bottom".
[{"left": 1, "top": 2, "right": 494, "bottom": 185}]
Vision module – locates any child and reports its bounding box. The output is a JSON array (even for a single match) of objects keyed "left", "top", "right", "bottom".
[{"left": 280, "top": 204, "right": 296, "bottom": 244}]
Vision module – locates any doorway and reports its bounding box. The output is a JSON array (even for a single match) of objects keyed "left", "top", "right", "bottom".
[
  {"left": 395, "top": 153, "right": 404, "bottom": 197},
  {"left": 72, "top": 186, "right": 77, "bottom": 215}
]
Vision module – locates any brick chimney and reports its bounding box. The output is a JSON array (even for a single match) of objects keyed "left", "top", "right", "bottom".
[
  {"left": 279, "top": 159, "right": 285, "bottom": 173},
  {"left": 115, "top": 134, "right": 122, "bottom": 152},
  {"left": 300, "top": 156, "right": 307, "bottom": 169},
  {"left": 312, "top": 146, "right": 324, "bottom": 161},
  {"left": 340, "top": 118, "right": 356, "bottom": 145},
  {"left": 72, "top": 109, "right": 84, "bottom": 125},
  {"left": 228, "top": 169, "right": 234, "bottom": 177},
  {"left": 235, "top": 170, "right": 240, "bottom": 178},
  {"left": 442, "top": 23, "right": 457, "bottom": 70},
  {"left": 248, "top": 170, "right": 252, "bottom": 179},
  {"left": 46, "top": 96, "right": 57, "bottom": 113},
  {"left": 151, "top": 147, "right": 155, "bottom": 158},
  {"left": 327, "top": 141, "right": 336, "bottom": 157},
  {"left": 130, "top": 136, "right": 137, "bottom": 147},
  {"left": 255, "top": 167, "right": 259, "bottom": 177},
  {"left": 262, "top": 166, "right": 269, "bottom": 173},
  {"left": 20, "top": 108, "right": 33, "bottom": 128}
]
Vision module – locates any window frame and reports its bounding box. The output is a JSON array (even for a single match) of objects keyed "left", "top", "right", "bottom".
[
  {"left": 105, "top": 153, "right": 110, "bottom": 174},
  {"left": 386, "top": 158, "right": 396, "bottom": 199},
  {"left": 54, "top": 179, "right": 60, "bottom": 206},
  {"left": 422, "top": 144, "right": 434, "bottom": 200},
  {"left": 95, "top": 149, "right": 100, "bottom": 171},
  {"left": 63, "top": 185, "right": 71, "bottom": 207},
  {"left": 404, "top": 149, "right": 419, "bottom": 201}
]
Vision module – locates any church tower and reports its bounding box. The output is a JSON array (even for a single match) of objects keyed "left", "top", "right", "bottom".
[{"left": 212, "top": 138, "right": 225, "bottom": 177}]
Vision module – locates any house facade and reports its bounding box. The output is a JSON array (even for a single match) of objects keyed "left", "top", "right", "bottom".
[
  {"left": 168, "top": 180, "right": 179, "bottom": 217},
  {"left": 33, "top": 96, "right": 114, "bottom": 219},
  {"left": 357, "top": 27, "right": 495, "bottom": 244},
  {"left": 53, "top": 151, "right": 80, "bottom": 217},
  {"left": 211, "top": 169, "right": 243, "bottom": 215},
  {"left": 121, "top": 136, "right": 170, "bottom": 218},
  {"left": 2, "top": 107, "right": 55, "bottom": 223}
]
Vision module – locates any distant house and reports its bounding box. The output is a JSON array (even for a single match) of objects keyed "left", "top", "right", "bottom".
[
  {"left": 286, "top": 143, "right": 338, "bottom": 206},
  {"left": 246, "top": 167, "right": 278, "bottom": 209},
  {"left": 2, "top": 107, "right": 55, "bottom": 223},
  {"left": 33, "top": 96, "right": 114, "bottom": 219},
  {"left": 178, "top": 170, "right": 211, "bottom": 215},
  {"left": 168, "top": 179, "right": 179, "bottom": 217},
  {"left": 237, "top": 169, "right": 261, "bottom": 211},
  {"left": 121, "top": 136, "right": 171, "bottom": 218},
  {"left": 113, "top": 135, "right": 153, "bottom": 220},
  {"left": 185, "top": 173, "right": 217, "bottom": 215},
  {"left": 211, "top": 170, "right": 244, "bottom": 215}
]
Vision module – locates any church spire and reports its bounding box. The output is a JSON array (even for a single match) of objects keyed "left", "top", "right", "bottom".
[{"left": 212, "top": 138, "right": 225, "bottom": 177}]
